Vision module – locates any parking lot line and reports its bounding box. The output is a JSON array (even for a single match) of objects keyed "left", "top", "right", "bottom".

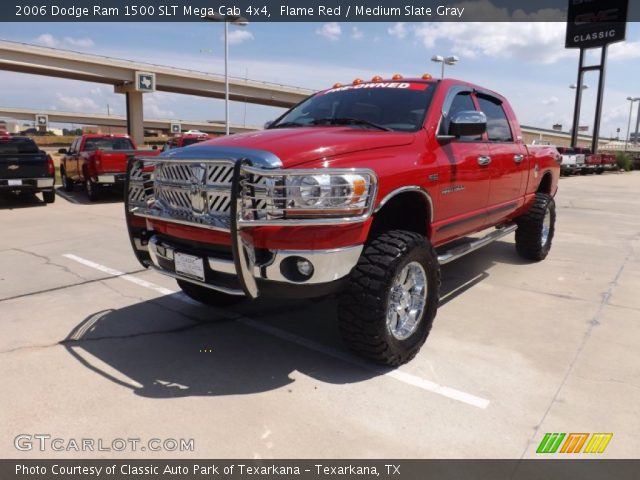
[{"left": 63, "top": 253, "right": 491, "bottom": 409}]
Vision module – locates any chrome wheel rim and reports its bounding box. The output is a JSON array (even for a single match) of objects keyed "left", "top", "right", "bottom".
[
  {"left": 386, "top": 261, "right": 428, "bottom": 341},
  {"left": 541, "top": 208, "right": 551, "bottom": 247}
]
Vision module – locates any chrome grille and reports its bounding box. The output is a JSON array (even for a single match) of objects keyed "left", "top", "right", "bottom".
[
  {"left": 128, "top": 160, "right": 267, "bottom": 230},
  {"left": 127, "top": 163, "right": 152, "bottom": 209}
]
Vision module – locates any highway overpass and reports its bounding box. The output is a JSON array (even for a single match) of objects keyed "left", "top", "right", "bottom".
[
  {"left": 0, "top": 107, "right": 258, "bottom": 135},
  {"left": 0, "top": 40, "right": 313, "bottom": 143}
]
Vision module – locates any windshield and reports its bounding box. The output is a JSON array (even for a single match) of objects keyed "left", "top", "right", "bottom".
[
  {"left": 0, "top": 137, "right": 39, "bottom": 155},
  {"left": 271, "top": 82, "right": 435, "bottom": 132},
  {"left": 84, "top": 137, "right": 134, "bottom": 151}
]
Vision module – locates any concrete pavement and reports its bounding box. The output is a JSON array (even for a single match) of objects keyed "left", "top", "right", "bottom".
[{"left": 1, "top": 173, "right": 639, "bottom": 458}]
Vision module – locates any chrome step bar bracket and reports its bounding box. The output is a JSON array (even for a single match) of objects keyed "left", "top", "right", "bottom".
[{"left": 437, "top": 223, "right": 517, "bottom": 265}]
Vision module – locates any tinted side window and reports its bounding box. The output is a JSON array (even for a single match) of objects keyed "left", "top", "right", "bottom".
[
  {"left": 443, "top": 92, "right": 482, "bottom": 141},
  {"left": 477, "top": 96, "right": 513, "bottom": 142}
]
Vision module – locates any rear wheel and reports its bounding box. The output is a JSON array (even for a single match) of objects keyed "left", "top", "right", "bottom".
[
  {"left": 176, "top": 279, "right": 245, "bottom": 307},
  {"left": 42, "top": 190, "right": 55, "bottom": 204},
  {"left": 515, "top": 192, "right": 556, "bottom": 261},
  {"left": 61, "top": 167, "right": 73, "bottom": 192},
  {"left": 338, "top": 230, "right": 440, "bottom": 366},
  {"left": 85, "top": 178, "right": 100, "bottom": 201}
]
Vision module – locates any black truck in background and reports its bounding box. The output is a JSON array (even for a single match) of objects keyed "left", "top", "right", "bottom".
[{"left": 0, "top": 136, "right": 56, "bottom": 203}]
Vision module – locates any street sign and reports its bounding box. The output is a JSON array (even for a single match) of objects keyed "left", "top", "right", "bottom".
[
  {"left": 565, "top": 0, "right": 629, "bottom": 49},
  {"left": 35, "top": 114, "right": 48, "bottom": 130},
  {"left": 135, "top": 71, "right": 156, "bottom": 93},
  {"left": 170, "top": 123, "right": 181, "bottom": 135}
]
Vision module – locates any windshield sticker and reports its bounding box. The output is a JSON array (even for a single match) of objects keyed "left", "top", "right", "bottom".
[{"left": 320, "top": 82, "right": 429, "bottom": 95}]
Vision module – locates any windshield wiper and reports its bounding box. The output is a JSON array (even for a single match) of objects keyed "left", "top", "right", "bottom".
[
  {"left": 269, "top": 121, "right": 307, "bottom": 129},
  {"left": 312, "top": 117, "right": 392, "bottom": 131}
]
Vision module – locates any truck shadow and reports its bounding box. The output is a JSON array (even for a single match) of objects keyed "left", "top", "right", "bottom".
[
  {"left": 63, "top": 239, "right": 524, "bottom": 399},
  {"left": 0, "top": 192, "right": 48, "bottom": 209},
  {"left": 55, "top": 187, "right": 124, "bottom": 205}
]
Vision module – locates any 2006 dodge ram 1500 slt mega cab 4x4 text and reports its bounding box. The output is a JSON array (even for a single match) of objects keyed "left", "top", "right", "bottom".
[{"left": 125, "top": 76, "right": 560, "bottom": 365}]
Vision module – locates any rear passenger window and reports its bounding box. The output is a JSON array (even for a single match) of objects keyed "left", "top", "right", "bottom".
[
  {"left": 477, "top": 96, "right": 513, "bottom": 142},
  {"left": 444, "top": 92, "right": 482, "bottom": 141}
]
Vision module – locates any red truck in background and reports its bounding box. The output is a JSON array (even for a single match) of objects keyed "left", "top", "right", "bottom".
[
  {"left": 161, "top": 132, "right": 212, "bottom": 152},
  {"left": 584, "top": 152, "right": 616, "bottom": 174},
  {"left": 125, "top": 76, "right": 560, "bottom": 365},
  {"left": 59, "top": 134, "right": 160, "bottom": 201}
]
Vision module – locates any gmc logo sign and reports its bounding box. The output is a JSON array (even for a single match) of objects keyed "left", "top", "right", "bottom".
[
  {"left": 574, "top": 8, "right": 620, "bottom": 24},
  {"left": 565, "top": 0, "right": 628, "bottom": 48}
]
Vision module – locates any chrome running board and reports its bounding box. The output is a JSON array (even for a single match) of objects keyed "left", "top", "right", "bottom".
[{"left": 437, "top": 224, "right": 517, "bottom": 265}]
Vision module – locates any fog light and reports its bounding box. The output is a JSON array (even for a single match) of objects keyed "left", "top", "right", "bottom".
[
  {"left": 280, "top": 256, "right": 315, "bottom": 282},
  {"left": 296, "top": 259, "right": 314, "bottom": 277}
]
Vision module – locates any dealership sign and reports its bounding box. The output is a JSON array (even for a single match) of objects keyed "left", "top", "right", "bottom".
[{"left": 565, "top": 0, "right": 629, "bottom": 48}]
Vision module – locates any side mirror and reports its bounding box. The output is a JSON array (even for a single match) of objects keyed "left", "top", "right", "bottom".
[
  {"left": 263, "top": 120, "right": 274, "bottom": 129},
  {"left": 58, "top": 148, "right": 67, "bottom": 154},
  {"left": 448, "top": 110, "right": 487, "bottom": 138}
]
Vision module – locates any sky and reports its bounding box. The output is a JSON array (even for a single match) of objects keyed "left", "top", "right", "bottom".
[{"left": 1, "top": 18, "right": 640, "bottom": 139}]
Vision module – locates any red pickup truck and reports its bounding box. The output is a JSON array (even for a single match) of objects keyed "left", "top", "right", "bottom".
[
  {"left": 161, "top": 132, "right": 212, "bottom": 151},
  {"left": 125, "top": 76, "right": 560, "bottom": 365},
  {"left": 60, "top": 134, "right": 159, "bottom": 201}
]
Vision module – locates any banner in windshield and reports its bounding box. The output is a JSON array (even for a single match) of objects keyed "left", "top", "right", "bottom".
[{"left": 320, "top": 82, "right": 430, "bottom": 95}]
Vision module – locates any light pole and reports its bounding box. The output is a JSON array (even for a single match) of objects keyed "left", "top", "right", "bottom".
[
  {"left": 569, "top": 83, "right": 588, "bottom": 139},
  {"left": 431, "top": 55, "right": 459, "bottom": 79},
  {"left": 625, "top": 96, "right": 640, "bottom": 151},
  {"left": 206, "top": 13, "right": 248, "bottom": 136}
]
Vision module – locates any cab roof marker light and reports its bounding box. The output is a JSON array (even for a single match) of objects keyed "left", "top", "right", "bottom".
[
  {"left": 371, "top": 75, "right": 383, "bottom": 83},
  {"left": 422, "top": 73, "right": 433, "bottom": 80},
  {"left": 392, "top": 74, "right": 403, "bottom": 80},
  {"left": 333, "top": 82, "right": 343, "bottom": 88},
  {"left": 352, "top": 78, "right": 364, "bottom": 85}
]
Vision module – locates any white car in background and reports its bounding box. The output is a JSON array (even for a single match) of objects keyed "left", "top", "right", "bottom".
[{"left": 557, "top": 147, "right": 585, "bottom": 175}]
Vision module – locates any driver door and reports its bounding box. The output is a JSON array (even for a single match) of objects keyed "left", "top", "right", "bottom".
[{"left": 434, "top": 89, "right": 491, "bottom": 243}]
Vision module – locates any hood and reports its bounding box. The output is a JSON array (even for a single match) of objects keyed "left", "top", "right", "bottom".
[{"left": 183, "top": 127, "right": 416, "bottom": 168}]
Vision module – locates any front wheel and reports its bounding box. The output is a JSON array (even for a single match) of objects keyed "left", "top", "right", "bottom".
[
  {"left": 176, "top": 279, "right": 245, "bottom": 307},
  {"left": 337, "top": 230, "right": 440, "bottom": 366},
  {"left": 61, "top": 167, "right": 73, "bottom": 192},
  {"left": 515, "top": 192, "right": 556, "bottom": 261}
]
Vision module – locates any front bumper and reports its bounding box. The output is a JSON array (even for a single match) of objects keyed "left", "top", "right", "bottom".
[
  {"left": 0, "top": 177, "right": 54, "bottom": 191},
  {"left": 126, "top": 154, "right": 373, "bottom": 299},
  {"left": 146, "top": 235, "right": 362, "bottom": 297}
]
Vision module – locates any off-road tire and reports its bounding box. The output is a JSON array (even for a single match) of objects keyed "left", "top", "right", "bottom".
[
  {"left": 42, "top": 190, "right": 55, "bottom": 204},
  {"left": 515, "top": 192, "right": 556, "bottom": 261},
  {"left": 177, "top": 279, "right": 245, "bottom": 307},
  {"left": 85, "top": 177, "right": 100, "bottom": 201},
  {"left": 61, "top": 167, "right": 73, "bottom": 192},
  {"left": 337, "top": 230, "right": 440, "bottom": 366}
]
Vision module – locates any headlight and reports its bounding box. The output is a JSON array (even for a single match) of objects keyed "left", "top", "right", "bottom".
[
  {"left": 286, "top": 173, "right": 370, "bottom": 214},
  {"left": 241, "top": 167, "right": 377, "bottom": 222}
]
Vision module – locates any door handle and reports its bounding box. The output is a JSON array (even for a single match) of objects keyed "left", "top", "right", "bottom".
[
  {"left": 477, "top": 155, "right": 492, "bottom": 166},
  {"left": 514, "top": 154, "right": 524, "bottom": 163}
]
